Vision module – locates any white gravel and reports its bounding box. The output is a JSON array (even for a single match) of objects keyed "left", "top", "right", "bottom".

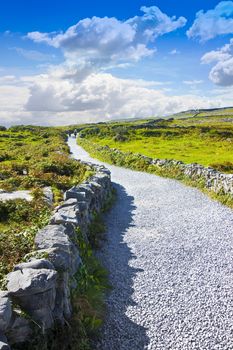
[{"left": 68, "top": 137, "right": 233, "bottom": 350}]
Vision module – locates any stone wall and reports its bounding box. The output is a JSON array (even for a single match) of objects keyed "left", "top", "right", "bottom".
[
  {"left": 121, "top": 149, "right": 233, "bottom": 195},
  {"left": 152, "top": 158, "right": 233, "bottom": 195},
  {"left": 0, "top": 162, "right": 112, "bottom": 350},
  {"left": 81, "top": 140, "right": 233, "bottom": 196}
]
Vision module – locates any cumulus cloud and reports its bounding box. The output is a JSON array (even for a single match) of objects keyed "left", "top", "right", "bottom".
[
  {"left": 0, "top": 5, "right": 228, "bottom": 127},
  {"left": 201, "top": 38, "right": 233, "bottom": 86},
  {"left": 126, "top": 6, "right": 187, "bottom": 41},
  {"left": 187, "top": 1, "right": 233, "bottom": 42},
  {"left": 27, "top": 6, "right": 186, "bottom": 64},
  {"left": 23, "top": 71, "right": 221, "bottom": 119},
  {"left": 0, "top": 69, "right": 226, "bottom": 126}
]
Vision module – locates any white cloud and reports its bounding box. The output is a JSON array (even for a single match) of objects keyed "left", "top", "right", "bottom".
[
  {"left": 12, "top": 72, "right": 223, "bottom": 122},
  {"left": 187, "top": 1, "right": 233, "bottom": 42},
  {"left": 126, "top": 6, "right": 187, "bottom": 41},
  {"left": 201, "top": 38, "right": 233, "bottom": 86},
  {"left": 201, "top": 50, "right": 231, "bottom": 64},
  {"left": 1, "top": 6, "right": 230, "bottom": 126},
  {"left": 0, "top": 75, "right": 18, "bottom": 84},
  {"left": 12, "top": 47, "right": 55, "bottom": 62},
  {"left": 0, "top": 70, "right": 226, "bottom": 126},
  {"left": 27, "top": 6, "right": 186, "bottom": 65},
  {"left": 209, "top": 57, "right": 233, "bottom": 85}
]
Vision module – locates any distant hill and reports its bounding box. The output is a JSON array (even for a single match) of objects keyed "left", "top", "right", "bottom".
[{"left": 169, "top": 107, "right": 233, "bottom": 120}]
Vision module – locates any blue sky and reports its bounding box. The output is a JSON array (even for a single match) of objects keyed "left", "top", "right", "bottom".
[{"left": 0, "top": 0, "right": 233, "bottom": 126}]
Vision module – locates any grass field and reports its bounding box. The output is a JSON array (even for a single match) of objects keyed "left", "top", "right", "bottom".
[
  {"left": 78, "top": 111, "right": 233, "bottom": 173},
  {"left": 0, "top": 125, "right": 89, "bottom": 287}
]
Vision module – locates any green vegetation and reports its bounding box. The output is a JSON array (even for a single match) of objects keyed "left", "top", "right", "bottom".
[
  {"left": 0, "top": 125, "right": 88, "bottom": 193},
  {"left": 71, "top": 225, "right": 110, "bottom": 349},
  {"left": 17, "top": 194, "right": 115, "bottom": 350},
  {"left": 77, "top": 110, "right": 233, "bottom": 208},
  {"left": 78, "top": 113, "right": 233, "bottom": 172},
  {"left": 69, "top": 190, "right": 115, "bottom": 348},
  {"left": 0, "top": 126, "right": 89, "bottom": 288},
  {"left": 79, "top": 138, "right": 233, "bottom": 209}
]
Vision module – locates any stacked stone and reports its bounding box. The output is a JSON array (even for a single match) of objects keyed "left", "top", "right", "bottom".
[
  {"left": 0, "top": 164, "right": 112, "bottom": 350},
  {"left": 94, "top": 143, "right": 233, "bottom": 196}
]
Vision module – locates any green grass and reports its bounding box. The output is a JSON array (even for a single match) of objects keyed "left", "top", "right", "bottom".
[
  {"left": 0, "top": 125, "right": 90, "bottom": 288},
  {"left": 78, "top": 137, "right": 233, "bottom": 209},
  {"left": 78, "top": 114, "right": 233, "bottom": 172},
  {"left": 76, "top": 112, "right": 233, "bottom": 208}
]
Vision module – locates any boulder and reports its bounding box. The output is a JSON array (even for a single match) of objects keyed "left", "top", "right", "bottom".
[
  {"left": 24, "top": 247, "right": 81, "bottom": 275},
  {"left": 35, "top": 225, "right": 81, "bottom": 275},
  {"left": 35, "top": 224, "right": 74, "bottom": 251},
  {"left": 17, "top": 286, "right": 56, "bottom": 311},
  {"left": 7, "top": 268, "right": 57, "bottom": 296}
]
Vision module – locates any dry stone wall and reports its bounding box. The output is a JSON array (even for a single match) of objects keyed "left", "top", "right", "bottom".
[
  {"left": 89, "top": 142, "right": 233, "bottom": 196},
  {"left": 0, "top": 162, "right": 112, "bottom": 350},
  {"left": 153, "top": 158, "right": 233, "bottom": 195}
]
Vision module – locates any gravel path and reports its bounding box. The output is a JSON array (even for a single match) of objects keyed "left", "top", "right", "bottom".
[{"left": 68, "top": 137, "right": 233, "bottom": 350}]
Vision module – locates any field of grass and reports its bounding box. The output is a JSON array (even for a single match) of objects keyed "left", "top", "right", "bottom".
[
  {"left": 78, "top": 113, "right": 233, "bottom": 173},
  {"left": 0, "top": 125, "right": 89, "bottom": 288}
]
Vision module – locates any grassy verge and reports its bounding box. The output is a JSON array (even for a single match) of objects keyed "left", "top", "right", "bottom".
[
  {"left": 78, "top": 138, "right": 233, "bottom": 209},
  {"left": 70, "top": 189, "right": 116, "bottom": 349}
]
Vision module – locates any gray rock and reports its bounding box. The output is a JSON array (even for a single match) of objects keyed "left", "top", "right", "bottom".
[
  {"left": 64, "top": 185, "right": 95, "bottom": 203},
  {"left": 64, "top": 188, "right": 87, "bottom": 202},
  {"left": 17, "top": 286, "right": 56, "bottom": 311},
  {"left": 0, "top": 293, "right": 12, "bottom": 333},
  {"left": 0, "top": 343, "right": 10, "bottom": 350},
  {"left": 7, "top": 268, "right": 57, "bottom": 296},
  {"left": 55, "top": 198, "right": 78, "bottom": 211},
  {"left": 25, "top": 248, "right": 79, "bottom": 273},
  {"left": 35, "top": 224, "right": 74, "bottom": 251},
  {"left": 0, "top": 190, "right": 32, "bottom": 202},
  {"left": 51, "top": 205, "right": 80, "bottom": 226},
  {"left": 35, "top": 225, "right": 82, "bottom": 274},
  {"left": 53, "top": 272, "right": 72, "bottom": 323},
  {"left": 14, "top": 259, "right": 54, "bottom": 272},
  {"left": 6, "top": 314, "right": 32, "bottom": 345},
  {"left": 43, "top": 187, "right": 53, "bottom": 205},
  {"left": 30, "top": 307, "right": 54, "bottom": 330}
]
